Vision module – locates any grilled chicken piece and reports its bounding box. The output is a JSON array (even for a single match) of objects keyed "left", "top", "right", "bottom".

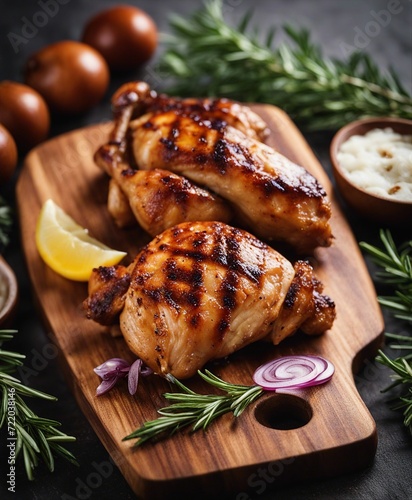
[
  {"left": 95, "top": 82, "right": 269, "bottom": 177},
  {"left": 130, "top": 112, "right": 332, "bottom": 253},
  {"left": 105, "top": 152, "right": 232, "bottom": 235},
  {"left": 84, "top": 221, "right": 335, "bottom": 379},
  {"left": 96, "top": 81, "right": 332, "bottom": 253}
]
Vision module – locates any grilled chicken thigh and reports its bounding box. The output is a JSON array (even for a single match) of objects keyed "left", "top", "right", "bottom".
[
  {"left": 84, "top": 221, "right": 335, "bottom": 379},
  {"left": 95, "top": 82, "right": 332, "bottom": 253}
]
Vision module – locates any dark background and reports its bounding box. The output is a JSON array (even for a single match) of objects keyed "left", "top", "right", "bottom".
[{"left": 0, "top": 0, "right": 411, "bottom": 499}]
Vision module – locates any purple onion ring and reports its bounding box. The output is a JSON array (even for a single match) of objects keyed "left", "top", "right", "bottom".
[{"left": 253, "top": 355, "right": 335, "bottom": 391}]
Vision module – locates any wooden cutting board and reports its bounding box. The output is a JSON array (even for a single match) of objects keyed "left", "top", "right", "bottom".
[{"left": 16, "top": 105, "right": 384, "bottom": 499}]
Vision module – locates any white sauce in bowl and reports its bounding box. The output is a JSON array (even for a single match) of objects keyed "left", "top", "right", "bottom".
[{"left": 337, "top": 128, "right": 412, "bottom": 201}]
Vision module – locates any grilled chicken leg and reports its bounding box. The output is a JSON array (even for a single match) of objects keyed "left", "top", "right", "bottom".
[{"left": 84, "top": 221, "right": 335, "bottom": 379}]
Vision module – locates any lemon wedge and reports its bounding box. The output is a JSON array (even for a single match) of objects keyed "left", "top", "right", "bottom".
[{"left": 36, "top": 199, "right": 127, "bottom": 281}]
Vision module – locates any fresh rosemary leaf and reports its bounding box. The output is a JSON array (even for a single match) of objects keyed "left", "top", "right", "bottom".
[
  {"left": 23, "top": 445, "right": 35, "bottom": 481},
  {"left": 158, "top": 0, "right": 412, "bottom": 130},
  {"left": 0, "top": 330, "right": 78, "bottom": 479},
  {"left": 45, "top": 435, "right": 76, "bottom": 443},
  {"left": 35, "top": 428, "right": 54, "bottom": 472},
  {"left": 26, "top": 416, "right": 63, "bottom": 428},
  {"left": 48, "top": 442, "right": 79, "bottom": 466}
]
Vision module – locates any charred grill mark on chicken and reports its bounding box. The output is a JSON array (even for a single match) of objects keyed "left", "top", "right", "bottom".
[{"left": 130, "top": 223, "right": 269, "bottom": 341}]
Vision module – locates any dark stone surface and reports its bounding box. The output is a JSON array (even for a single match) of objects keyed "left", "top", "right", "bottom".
[{"left": 0, "top": 1, "right": 411, "bottom": 499}]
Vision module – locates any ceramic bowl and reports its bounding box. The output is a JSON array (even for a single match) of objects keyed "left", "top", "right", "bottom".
[
  {"left": 330, "top": 117, "right": 412, "bottom": 225},
  {"left": 0, "top": 256, "right": 18, "bottom": 327}
]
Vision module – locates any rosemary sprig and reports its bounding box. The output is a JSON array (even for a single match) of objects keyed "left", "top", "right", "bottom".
[
  {"left": 0, "top": 330, "right": 78, "bottom": 479},
  {"left": 123, "top": 370, "right": 264, "bottom": 446},
  {"left": 375, "top": 350, "right": 412, "bottom": 434},
  {"left": 158, "top": 0, "right": 412, "bottom": 130},
  {"left": 360, "top": 231, "right": 412, "bottom": 435},
  {"left": 0, "top": 196, "right": 13, "bottom": 249},
  {"left": 385, "top": 333, "right": 412, "bottom": 361},
  {"left": 360, "top": 229, "right": 412, "bottom": 323}
]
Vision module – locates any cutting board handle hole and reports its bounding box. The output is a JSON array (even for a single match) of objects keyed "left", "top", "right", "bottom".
[{"left": 254, "top": 394, "right": 312, "bottom": 430}]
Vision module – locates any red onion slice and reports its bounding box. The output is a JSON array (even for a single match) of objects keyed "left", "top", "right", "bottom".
[
  {"left": 128, "top": 359, "right": 143, "bottom": 395},
  {"left": 96, "top": 376, "right": 119, "bottom": 396},
  {"left": 94, "top": 358, "right": 130, "bottom": 379},
  {"left": 94, "top": 356, "right": 153, "bottom": 396},
  {"left": 253, "top": 355, "right": 335, "bottom": 391}
]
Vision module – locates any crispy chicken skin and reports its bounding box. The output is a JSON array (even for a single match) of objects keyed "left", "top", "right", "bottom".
[
  {"left": 84, "top": 264, "right": 132, "bottom": 326},
  {"left": 84, "top": 221, "right": 335, "bottom": 379},
  {"left": 95, "top": 82, "right": 332, "bottom": 253},
  {"left": 268, "top": 260, "right": 336, "bottom": 344},
  {"left": 139, "top": 95, "right": 270, "bottom": 143}
]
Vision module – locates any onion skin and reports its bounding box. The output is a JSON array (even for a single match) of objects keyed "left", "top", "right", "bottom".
[
  {"left": 82, "top": 6, "right": 158, "bottom": 71},
  {"left": 253, "top": 355, "right": 335, "bottom": 391},
  {"left": 24, "top": 41, "right": 110, "bottom": 115},
  {"left": 0, "top": 81, "right": 50, "bottom": 151},
  {"left": 0, "top": 124, "right": 18, "bottom": 183}
]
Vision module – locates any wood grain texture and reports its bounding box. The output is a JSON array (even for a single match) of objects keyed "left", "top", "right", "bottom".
[{"left": 16, "top": 105, "right": 384, "bottom": 499}]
